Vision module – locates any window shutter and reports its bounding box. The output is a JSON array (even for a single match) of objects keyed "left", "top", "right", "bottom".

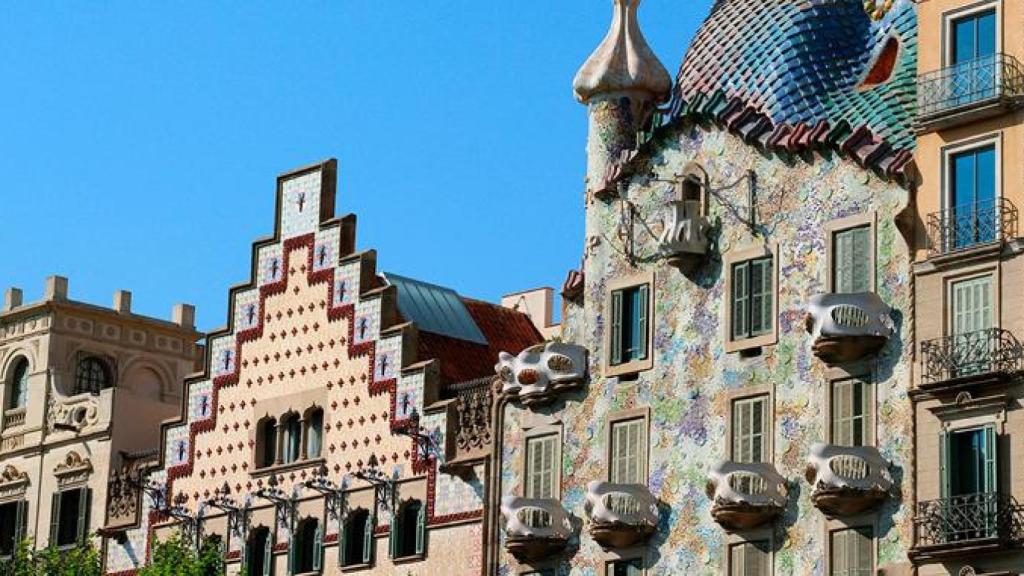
[
  {"left": 262, "top": 535, "right": 272, "bottom": 576},
  {"left": 983, "top": 425, "right": 998, "bottom": 493},
  {"left": 852, "top": 227, "right": 870, "bottom": 292},
  {"left": 752, "top": 398, "right": 765, "bottom": 463},
  {"left": 636, "top": 285, "right": 649, "bottom": 361},
  {"left": 415, "top": 504, "right": 425, "bottom": 556},
  {"left": 835, "top": 230, "right": 851, "bottom": 293},
  {"left": 388, "top": 512, "right": 398, "bottom": 559},
  {"left": 833, "top": 380, "right": 851, "bottom": 446},
  {"left": 854, "top": 527, "right": 873, "bottom": 575},
  {"left": 732, "top": 262, "right": 748, "bottom": 340},
  {"left": 13, "top": 501, "right": 26, "bottom": 550},
  {"left": 732, "top": 402, "right": 744, "bottom": 462},
  {"left": 240, "top": 536, "right": 248, "bottom": 574},
  {"left": 610, "top": 291, "right": 624, "bottom": 365},
  {"left": 49, "top": 492, "right": 60, "bottom": 546},
  {"left": 939, "top": 430, "right": 949, "bottom": 498},
  {"left": 743, "top": 543, "right": 763, "bottom": 576},
  {"left": 312, "top": 523, "right": 323, "bottom": 572},
  {"left": 752, "top": 258, "right": 773, "bottom": 336},
  {"left": 543, "top": 436, "right": 555, "bottom": 499},
  {"left": 336, "top": 514, "right": 345, "bottom": 567},
  {"left": 627, "top": 419, "right": 641, "bottom": 483},
  {"left": 362, "top": 512, "right": 373, "bottom": 564},
  {"left": 77, "top": 487, "right": 91, "bottom": 544}
]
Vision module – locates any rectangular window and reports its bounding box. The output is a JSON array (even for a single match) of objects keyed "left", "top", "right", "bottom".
[
  {"left": 949, "top": 145, "right": 997, "bottom": 249},
  {"left": 525, "top": 434, "right": 559, "bottom": 499},
  {"left": 607, "top": 558, "right": 643, "bottom": 576},
  {"left": 0, "top": 501, "right": 25, "bottom": 558},
  {"left": 610, "top": 418, "right": 645, "bottom": 484},
  {"left": 830, "top": 527, "right": 873, "bottom": 576},
  {"left": 952, "top": 9, "right": 996, "bottom": 65},
  {"left": 732, "top": 396, "right": 769, "bottom": 463},
  {"left": 831, "top": 378, "right": 871, "bottom": 447},
  {"left": 942, "top": 426, "right": 998, "bottom": 497},
  {"left": 729, "top": 541, "right": 770, "bottom": 576},
  {"left": 732, "top": 257, "right": 773, "bottom": 341},
  {"left": 832, "top": 226, "right": 871, "bottom": 293},
  {"left": 610, "top": 284, "right": 650, "bottom": 366},
  {"left": 50, "top": 487, "right": 89, "bottom": 549},
  {"left": 951, "top": 275, "right": 993, "bottom": 335}
]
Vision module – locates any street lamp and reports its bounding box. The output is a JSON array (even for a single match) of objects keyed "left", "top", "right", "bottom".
[
  {"left": 353, "top": 454, "right": 395, "bottom": 512},
  {"left": 395, "top": 408, "right": 437, "bottom": 462},
  {"left": 304, "top": 464, "right": 346, "bottom": 523},
  {"left": 204, "top": 481, "right": 250, "bottom": 556},
  {"left": 253, "top": 474, "right": 298, "bottom": 530}
]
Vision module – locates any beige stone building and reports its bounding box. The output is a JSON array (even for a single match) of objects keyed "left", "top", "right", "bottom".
[
  {"left": 909, "top": 0, "right": 1024, "bottom": 573},
  {"left": 0, "top": 276, "right": 200, "bottom": 558}
]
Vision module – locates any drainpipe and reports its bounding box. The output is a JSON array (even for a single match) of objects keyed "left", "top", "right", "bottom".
[{"left": 484, "top": 388, "right": 511, "bottom": 575}]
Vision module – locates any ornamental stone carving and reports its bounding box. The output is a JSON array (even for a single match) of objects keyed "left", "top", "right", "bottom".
[
  {"left": 496, "top": 342, "right": 588, "bottom": 406},
  {"left": 658, "top": 199, "right": 710, "bottom": 270},
  {"left": 706, "top": 460, "right": 787, "bottom": 530},
  {"left": 583, "top": 481, "right": 658, "bottom": 548},
  {"left": 47, "top": 383, "right": 103, "bottom": 433},
  {"left": 54, "top": 450, "right": 93, "bottom": 487},
  {"left": 500, "top": 496, "right": 574, "bottom": 562},
  {"left": 805, "top": 292, "right": 894, "bottom": 365},
  {"left": 805, "top": 443, "right": 893, "bottom": 516},
  {"left": 0, "top": 465, "right": 29, "bottom": 500}
]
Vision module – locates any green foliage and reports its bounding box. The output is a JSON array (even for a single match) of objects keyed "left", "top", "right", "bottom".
[
  {"left": 138, "top": 532, "right": 224, "bottom": 576},
  {"left": 0, "top": 538, "right": 101, "bottom": 576}
]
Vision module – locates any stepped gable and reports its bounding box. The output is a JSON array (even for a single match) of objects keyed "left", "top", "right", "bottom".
[{"left": 667, "top": 0, "right": 917, "bottom": 179}]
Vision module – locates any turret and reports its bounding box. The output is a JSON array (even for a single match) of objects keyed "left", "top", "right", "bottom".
[{"left": 573, "top": 0, "right": 670, "bottom": 192}]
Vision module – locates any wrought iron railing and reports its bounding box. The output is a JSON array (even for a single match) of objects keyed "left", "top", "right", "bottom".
[
  {"left": 917, "top": 53, "right": 1024, "bottom": 120},
  {"left": 920, "top": 328, "right": 1023, "bottom": 384},
  {"left": 913, "top": 492, "right": 1024, "bottom": 548},
  {"left": 927, "top": 198, "right": 1017, "bottom": 256}
]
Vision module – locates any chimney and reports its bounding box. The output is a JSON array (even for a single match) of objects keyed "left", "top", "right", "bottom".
[
  {"left": 114, "top": 290, "right": 132, "bottom": 314},
  {"left": 502, "top": 287, "right": 556, "bottom": 337},
  {"left": 172, "top": 303, "right": 195, "bottom": 330},
  {"left": 2, "top": 288, "right": 22, "bottom": 312},
  {"left": 45, "top": 276, "right": 68, "bottom": 301}
]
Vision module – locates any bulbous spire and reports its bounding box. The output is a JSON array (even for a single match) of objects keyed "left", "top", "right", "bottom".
[{"left": 573, "top": 0, "right": 671, "bottom": 104}]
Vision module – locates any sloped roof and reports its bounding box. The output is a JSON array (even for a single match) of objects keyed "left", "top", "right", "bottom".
[{"left": 385, "top": 273, "right": 487, "bottom": 344}]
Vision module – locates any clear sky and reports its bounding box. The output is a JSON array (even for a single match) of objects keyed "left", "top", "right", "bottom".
[{"left": 0, "top": 2, "right": 710, "bottom": 332}]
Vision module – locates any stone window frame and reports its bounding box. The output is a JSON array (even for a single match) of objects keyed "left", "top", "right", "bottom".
[
  {"left": 604, "top": 407, "right": 651, "bottom": 484},
  {"left": 519, "top": 421, "right": 563, "bottom": 500},
  {"left": 825, "top": 365, "right": 877, "bottom": 447},
  {"left": 723, "top": 243, "right": 779, "bottom": 354},
  {"left": 250, "top": 390, "right": 328, "bottom": 476},
  {"left": 939, "top": 131, "right": 1003, "bottom": 213},
  {"left": 602, "top": 554, "right": 647, "bottom": 576},
  {"left": 823, "top": 212, "right": 877, "bottom": 294},
  {"left": 603, "top": 270, "right": 656, "bottom": 377},
  {"left": 941, "top": 263, "right": 1000, "bottom": 338},
  {"left": 721, "top": 530, "right": 774, "bottom": 576},
  {"left": 823, "top": 516, "right": 877, "bottom": 576},
  {"left": 3, "top": 354, "right": 30, "bottom": 413},
  {"left": 73, "top": 352, "right": 116, "bottom": 395},
  {"left": 940, "top": 0, "right": 1002, "bottom": 68},
  {"left": 723, "top": 384, "right": 775, "bottom": 465}
]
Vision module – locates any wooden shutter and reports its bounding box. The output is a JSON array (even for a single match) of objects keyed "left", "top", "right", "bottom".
[
  {"left": 952, "top": 276, "right": 993, "bottom": 335},
  {"left": 361, "top": 511, "right": 373, "bottom": 564},
  {"left": 852, "top": 527, "right": 873, "bottom": 575},
  {"left": 750, "top": 257, "right": 772, "bottom": 336},
  {"left": 733, "top": 397, "right": 767, "bottom": 463},
  {"left": 13, "top": 501, "right": 26, "bottom": 552},
  {"left": 288, "top": 529, "right": 297, "bottom": 575},
  {"left": 415, "top": 504, "right": 425, "bottom": 556},
  {"left": 527, "top": 435, "right": 557, "bottom": 499},
  {"left": 832, "top": 379, "right": 851, "bottom": 446},
  {"left": 939, "top": 430, "right": 949, "bottom": 498},
  {"left": 262, "top": 533, "right": 272, "bottom": 576},
  {"left": 983, "top": 425, "right": 998, "bottom": 493},
  {"left": 76, "top": 487, "right": 91, "bottom": 544},
  {"left": 611, "top": 419, "right": 644, "bottom": 484},
  {"left": 636, "top": 285, "right": 649, "bottom": 361},
  {"left": 610, "top": 290, "right": 624, "bottom": 365},
  {"left": 732, "top": 262, "right": 749, "bottom": 340},
  {"left": 336, "top": 513, "right": 345, "bottom": 567},
  {"left": 312, "top": 522, "right": 322, "bottom": 572},
  {"left": 388, "top": 512, "right": 398, "bottom": 559},
  {"left": 49, "top": 492, "right": 60, "bottom": 546},
  {"left": 834, "top": 227, "right": 871, "bottom": 293}
]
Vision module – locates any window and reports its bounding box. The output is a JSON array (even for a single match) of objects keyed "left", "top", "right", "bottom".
[
  {"left": 951, "top": 9, "right": 996, "bottom": 66},
  {"left": 732, "top": 396, "right": 769, "bottom": 463},
  {"left": 951, "top": 275, "right": 993, "bottom": 335},
  {"left": 945, "top": 7, "right": 997, "bottom": 108},
  {"left": 830, "top": 527, "right": 873, "bottom": 576},
  {"left": 289, "top": 517, "right": 322, "bottom": 574},
  {"left": 7, "top": 358, "right": 28, "bottom": 410},
  {"left": 729, "top": 541, "right": 770, "bottom": 576},
  {"left": 831, "top": 378, "right": 871, "bottom": 447},
  {"left": 389, "top": 499, "right": 425, "bottom": 559},
  {"left": 948, "top": 145, "right": 997, "bottom": 249},
  {"left": 525, "top": 434, "right": 559, "bottom": 499},
  {"left": 610, "top": 418, "right": 645, "bottom": 484},
  {"left": 340, "top": 509, "right": 373, "bottom": 567},
  {"left": 0, "top": 501, "right": 26, "bottom": 558},
  {"left": 257, "top": 418, "right": 277, "bottom": 468},
  {"left": 610, "top": 285, "right": 650, "bottom": 366},
  {"left": 942, "top": 426, "right": 998, "bottom": 498},
  {"left": 282, "top": 414, "right": 301, "bottom": 464},
  {"left": 49, "top": 487, "right": 89, "bottom": 548},
  {"left": 245, "top": 526, "right": 271, "bottom": 576},
  {"left": 731, "top": 256, "right": 773, "bottom": 341},
  {"left": 607, "top": 558, "right": 643, "bottom": 576},
  {"left": 306, "top": 408, "right": 323, "bottom": 459},
  {"left": 75, "top": 357, "right": 111, "bottom": 394},
  {"left": 832, "top": 226, "right": 871, "bottom": 293}
]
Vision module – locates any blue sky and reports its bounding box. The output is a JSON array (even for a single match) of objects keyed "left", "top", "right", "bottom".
[{"left": 0, "top": 2, "right": 709, "bottom": 331}]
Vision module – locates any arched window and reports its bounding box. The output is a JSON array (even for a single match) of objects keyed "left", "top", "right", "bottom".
[
  {"left": 289, "top": 517, "right": 322, "bottom": 573},
  {"left": 305, "top": 408, "right": 323, "bottom": 459},
  {"left": 390, "top": 499, "right": 425, "bottom": 559},
  {"left": 257, "top": 418, "right": 277, "bottom": 468},
  {"left": 75, "top": 357, "right": 111, "bottom": 395},
  {"left": 7, "top": 358, "right": 29, "bottom": 410},
  {"left": 341, "top": 509, "right": 372, "bottom": 567},
  {"left": 245, "top": 526, "right": 271, "bottom": 576},
  {"left": 282, "top": 413, "right": 301, "bottom": 464}
]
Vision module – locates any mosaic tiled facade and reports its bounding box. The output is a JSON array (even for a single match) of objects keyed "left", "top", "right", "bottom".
[{"left": 491, "top": 0, "right": 919, "bottom": 574}]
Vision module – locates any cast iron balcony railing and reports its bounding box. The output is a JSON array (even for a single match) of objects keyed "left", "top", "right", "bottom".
[
  {"left": 920, "top": 328, "right": 1024, "bottom": 385},
  {"left": 913, "top": 492, "right": 1024, "bottom": 550},
  {"left": 927, "top": 198, "right": 1017, "bottom": 256},
  {"left": 917, "top": 53, "right": 1024, "bottom": 125}
]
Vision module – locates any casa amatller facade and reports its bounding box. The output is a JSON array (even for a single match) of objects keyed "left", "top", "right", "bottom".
[{"left": 0, "top": 1, "right": 1021, "bottom": 575}]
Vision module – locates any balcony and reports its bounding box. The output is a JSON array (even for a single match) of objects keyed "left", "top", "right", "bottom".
[
  {"left": 805, "top": 293, "right": 894, "bottom": 366},
  {"left": 919, "top": 328, "right": 1023, "bottom": 392},
  {"left": 927, "top": 198, "right": 1017, "bottom": 257},
  {"left": 910, "top": 492, "right": 1024, "bottom": 563},
  {"left": 500, "top": 496, "right": 573, "bottom": 561},
  {"left": 916, "top": 53, "right": 1024, "bottom": 133},
  {"left": 705, "top": 461, "right": 787, "bottom": 531},
  {"left": 805, "top": 443, "right": 892, "bottom": 516},
  {"left": 2, "top": 408, "right": 25, "bottom": 429},
  {"left": 496, "top": 342, "right": 588, "bottom": 407},
  {"left": 583, "top": 481, "right": 658, "bottom": 548},
  {"left": 658, "top": 199, "right": 710, "bottom": 272}
]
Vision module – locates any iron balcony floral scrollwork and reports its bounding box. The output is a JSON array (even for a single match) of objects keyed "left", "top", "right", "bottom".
[
  {"left": 927, "top": 198, "right": 1018, "bottom": 256},
  {"left": 917, "top": 53, "right": 1024, "bottom": 121},
  {"left": 920, "top": 328, "right": 1024, "bottom": 385},
  {"left": 912, "top": 492, "right": 1024, "bottom": 549}
]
